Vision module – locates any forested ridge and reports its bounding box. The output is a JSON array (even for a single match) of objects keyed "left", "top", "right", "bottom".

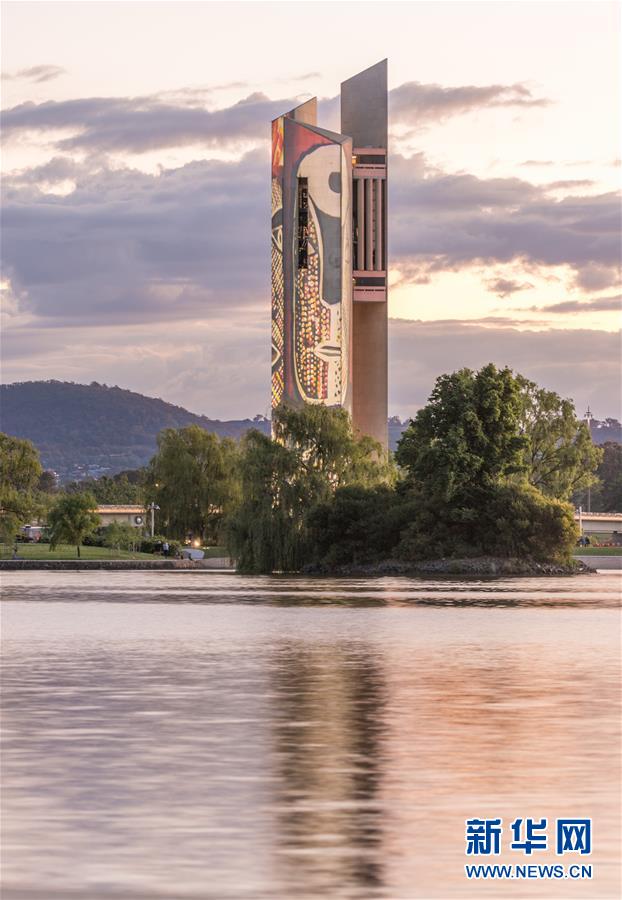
[
  {"left": 0, "top": 381, "right": 269, "bottom": 480},
  {"left": 1, "top": 380, "right": 619, "bottom": 482}
]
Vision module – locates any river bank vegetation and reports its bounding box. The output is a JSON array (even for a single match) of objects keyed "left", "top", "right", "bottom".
[
  {"left": 2, "top": 364, "right": 614, "bottom": 570},
  {"left": 227, "top": 365, "right": 594, "bottom": 573}
]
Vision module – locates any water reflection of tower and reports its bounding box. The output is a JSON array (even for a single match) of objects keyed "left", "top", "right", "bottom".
[{"left": 270, "top": 644, "right": 386, "bottom": 895}]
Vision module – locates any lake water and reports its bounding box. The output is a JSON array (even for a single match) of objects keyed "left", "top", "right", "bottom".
[{"left": 1, "top": 572, "right": 620, "bottom": 899}]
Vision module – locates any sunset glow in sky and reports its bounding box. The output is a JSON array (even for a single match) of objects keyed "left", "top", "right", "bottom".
[{"left": 1, "top": 1, "right": 620, "bottom": 419}]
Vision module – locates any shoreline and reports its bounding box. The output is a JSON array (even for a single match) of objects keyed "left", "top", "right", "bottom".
[
  {"left": 0, "top": 558, "right": 235, "bottom": 571},
  {"left": 0, "top": 556, "right": 608, "bottom": 575},
  {"left": 303, "top": 556, "right": 598, "bottom": 577}
]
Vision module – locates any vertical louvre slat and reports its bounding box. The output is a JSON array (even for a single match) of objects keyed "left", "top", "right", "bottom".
[
  {"left": 357, "top": 178, "right": 365, "bottom": 271},
  {"left": 375, "top": 179, "right": 383, "bottom": 271},
  {"left": 365, "top": 178, "right": 373, "bottom": 270}
]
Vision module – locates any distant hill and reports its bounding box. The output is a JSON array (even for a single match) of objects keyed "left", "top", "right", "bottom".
[
  {"left": 1, "top": 381, "right": 618, "bottom": 481},
  {"left": 0, "top": 381, "right": 270, "bottom": 481},
  {"left": 590, "top": 419, "right": 622, "bottom": 445},
  {"left": 388, "top": 416, "right": 621, "bottom": 449}
]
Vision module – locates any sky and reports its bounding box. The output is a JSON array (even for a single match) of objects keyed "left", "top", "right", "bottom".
[{"left": 1, "top": 0, "right": 620, "bottom": 420}]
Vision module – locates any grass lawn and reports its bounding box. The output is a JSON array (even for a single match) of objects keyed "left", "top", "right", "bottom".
[
  {"left": 573, "top": 546, "right": 622, "bottom": 556},
  {"left": 1, "top": 543, "right": 156, "bottom": 561}
]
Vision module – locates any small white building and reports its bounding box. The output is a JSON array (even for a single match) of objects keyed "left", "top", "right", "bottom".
[{"left": 96, "top": 505, "right": 146, "bottom": 528}]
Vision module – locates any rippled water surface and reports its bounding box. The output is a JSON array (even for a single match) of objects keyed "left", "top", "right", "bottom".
[{"left": 1, "top": 572, "right": 620, "bottom": 899}]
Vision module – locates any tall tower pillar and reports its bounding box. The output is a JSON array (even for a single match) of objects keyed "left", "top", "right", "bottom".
[
  {"left": 341, "top": 60, "right": 388, "bottom": 450},
  {"left": 271, "top": 61, "right": 388, "bottom": 451}
]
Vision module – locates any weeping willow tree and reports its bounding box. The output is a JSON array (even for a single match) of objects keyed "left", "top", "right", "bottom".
[
  {"left": 226, "top": 404, "right": 393, "bottom": 574},
  {"left": 146, "top": 425, "right": 240, "bottom": 543},
  {"left": 0, "top": 433, "right": 43, "bottom": 543}
]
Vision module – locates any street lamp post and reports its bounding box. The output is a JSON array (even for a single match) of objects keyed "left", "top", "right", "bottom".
[
  {"left": 584, "top": 406, "right": 593, "bottom": 513},
  {"left": 146, "top": 503, "right": 160, "bottom": 538}
]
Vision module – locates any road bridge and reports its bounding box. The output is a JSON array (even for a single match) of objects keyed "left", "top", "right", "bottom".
[{"left": 574, "top": 511, "right": 622, "bottom": 536}]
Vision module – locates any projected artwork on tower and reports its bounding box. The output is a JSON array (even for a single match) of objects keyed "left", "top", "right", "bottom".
[
  {"left": 271, "top": 117, "right": 285, "bottom": 408},
  {"left": 271, "top": 108, "right": 352, "bottom": 411},
  {"left": 270, "top": 61, "right": 388, "bottom": 448}
]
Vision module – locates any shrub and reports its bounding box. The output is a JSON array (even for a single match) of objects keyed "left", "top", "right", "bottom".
[
  {"left": 307, "top": 485, "right": 416, "bottom": 567},
  {"left": 138, "top": 535, "right": 182, "bottom": 556},
  {"left": 102, "top": 522, "right": 141, "bottom": 552},
  {"left": 484, "top": 482, "right": 578, "bottom": 561},
  {"left": 398, "top": 482, "right": 578, "bottom": 562},
  {"left": 83, "top": 527, "right": 106, "bottom": 547}
]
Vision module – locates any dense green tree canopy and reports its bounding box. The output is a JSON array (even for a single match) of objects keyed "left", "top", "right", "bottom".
[
  {"left": 273, "top": 404, "right": 393, "bottom": 489},
  {"left": 575, "top": 442, "right": 622, "bottom": 512},
  {"left": 227, "top": 404, "right": 393, "bottom": 573},
  {"left": 0, "top": 433, "right": 43, "bottom": 542},
  {"left": 516, "top": 376, "right": 602, "bottom": 501},
  {"left": 595, "top": 442, "right": 622, "bottom": 512},
  {"left": 0, "top": 432, "right": 42, "bottom": 493},
  {"left": 37, "top": 471, "right": 59, "bottom": 494},
  {"left": 146, "top": 425, "right": 239, "bottom": 542},
  {"left": 102, "top": 522, "right": 140, "bottom": 552},
  {"left": 307, "top": 484, "right": 416, "bottom": 569},
  {"left": 48, "top": 493, "right": 100, "bottom": 558},
  {"left": 392, "top": 365, "right": 581, "bottom": 564},
  {"left": 65, "top": 470, "right": 145, "bottom": 504},
  {"left": 226, "top": 429, "right": 303, "bottom": 574},
  {"left": 395, "top": 364, "right": 526, "bottom": 499}
]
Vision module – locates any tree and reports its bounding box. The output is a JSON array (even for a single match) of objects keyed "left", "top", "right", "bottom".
[
  {"left": 575, "top": 442, "right": 622, "bottom": 512},
  {"left": 146, "top": 426, "right": 239, "bottom": 542},
  {"left": 595, "top": 442, "right": 622, "bottom": 511},
  {"left": 48, "top": 493, "right": 100, "bottom": 557},
  {"left": 65, "top": 469, "right": 146, "bottom": 503},
  {"left": 516, "top": 377, "right": 602, "bottom": 501},
  {"left": 0, "top": 433, "right": 43, "bottom": 542},
  {"left": 396, "top": 364, "right": 526, "bottom": 500},
  {"left": 226, "top": 429, "right": 304, "bottom": 573},
  {"left": 227, "top": 404, "right": 392, "bottom": 573},
  {"left": 395, "top": 366, "right": 578, "bottom": 562},
  {"left": 273, "top": 403, "right": 394, "bottom": 489},
  {"left": 397, "top": 481, "right": 578, "bottom": 562},
  {"left": 37, "top": 470, "right": 58, "bottom": 494},
  {"left": 307, "top": 484, "right": 416, "bottom": 569},
  {"left": 102, "top": 522, "right": 139, "bottom": 554}
]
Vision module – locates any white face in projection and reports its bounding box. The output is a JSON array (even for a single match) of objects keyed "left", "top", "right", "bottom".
[
  {"left": 297, "top": 144, "right": 341, "bottom": 218},
  {"left": 294, "top": 141, "right": 348, "bottom": 408}
]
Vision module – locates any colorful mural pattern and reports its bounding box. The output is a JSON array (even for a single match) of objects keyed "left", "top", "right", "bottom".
[
  {"left": 271, "top": 177, "right": 284, "bottom": 407},
  {"left": 271, "top": 114, "right": 350, "bottom": 411},
  {"left": 271, "top": 118, "right": 285, "bottom": 408},
  {"left": 293, "top": 210, "right": 333, "bottom": 401}
]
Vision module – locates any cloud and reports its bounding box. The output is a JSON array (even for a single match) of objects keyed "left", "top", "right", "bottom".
[
  {"left": 3, "top": 315, "right": 619, "bottom": 421},
  {"left": 389, "top": 319, "right": 621, "bottom": 419},
  {"left": 3, "top": 145, "right": 621, "bottom": 339},
  {"left": 1, "top": 79, "right": 619, "bottom": 420},
  {"left": 545, "top": 179, "right": 594, "bottom": 190},
  {"left": 7, "top": 155, "right": 82, "bottom": 185},
  {"left": 528, "top": 294, "right": 621, "bottom": 314},
  {"left": 389, "top": 81, "right": 549, "bottom": 125},
  {"left": 2, "top": 65, "right": 65, "bottom": 83},
  {"left": 2, "top": 151, "right": 268, "bottom": 326},
  {"left": 1, "top": 78, "right": 549, "bottom": 155},
  {"left": 486, "top": 277, "right": 534, "bottom": 297},
  {"left": 0, "top": 91, "right": 298, "bottom": 154},
  {"left": 389, "top": 154, "right": 622, "bottom": 291},
  {"left": 574, "top": 263, "right": 620, "bottom": 292},
  {"left": 292, "top": 72, "right": 320, "bottom": 81},
  {"left": 1, "top": 317, "right": 272, "bottom": 420}
]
